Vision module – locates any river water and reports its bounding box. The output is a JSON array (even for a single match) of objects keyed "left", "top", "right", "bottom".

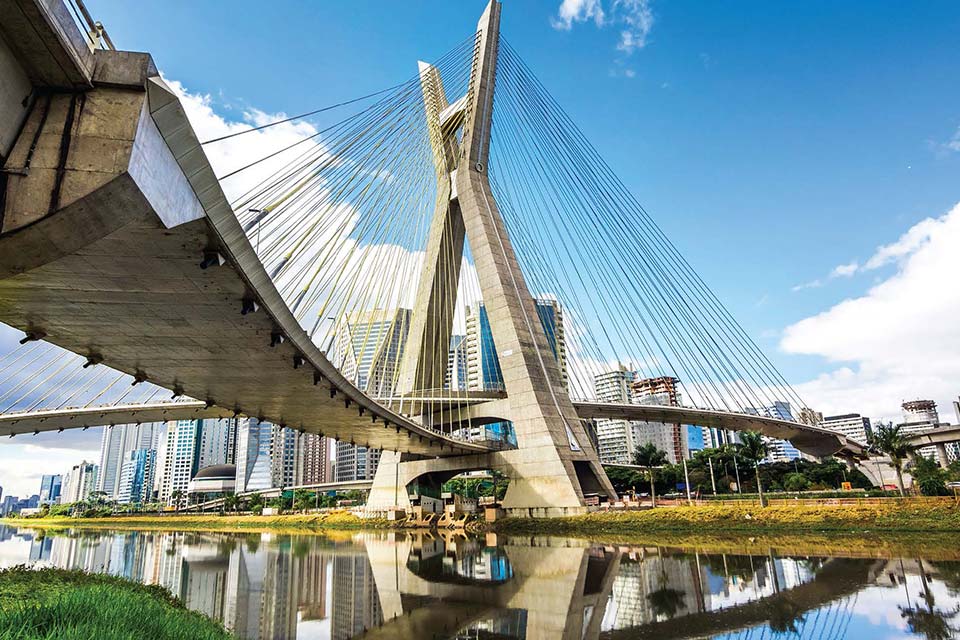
[{"left": 1, "top": 525, "right": 958, "bottom": 639}]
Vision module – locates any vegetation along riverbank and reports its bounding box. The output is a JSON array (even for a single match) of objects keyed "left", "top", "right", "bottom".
[
  {"left": 494, "top": 501, "right": 960, "bottom": 536},
  {"left": 0, "top": 566, "right": 234, "bottom": 640}
]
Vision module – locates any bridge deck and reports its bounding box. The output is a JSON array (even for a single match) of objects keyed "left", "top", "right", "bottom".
[{"left": 0, "top": 73, "right": 487, "bottom": 458}]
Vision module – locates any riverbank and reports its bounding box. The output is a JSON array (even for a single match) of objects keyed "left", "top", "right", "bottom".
[
  {"left": 6, "top": 501, "right": 960, "bottom": 538},
  {"left": 0, "top": 566, "right": 233, "bottom": 639},
  {"left": 494, "top": 502, "right": 960, "bottom": 536},
  {"left": 0, "top": 510, "right": 386, "bottom": 534}
]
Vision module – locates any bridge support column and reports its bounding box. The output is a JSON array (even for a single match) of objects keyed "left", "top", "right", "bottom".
[{"left": 936, "top": 443, "right": 950, "bottom": 469}]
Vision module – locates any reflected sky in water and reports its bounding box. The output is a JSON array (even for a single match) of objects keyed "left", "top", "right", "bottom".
[{"left": 1, "top": 525, "right": 959, "bottom": 640}]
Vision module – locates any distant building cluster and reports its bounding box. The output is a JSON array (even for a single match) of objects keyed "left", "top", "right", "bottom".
[{"left": 9, "top": 291, "right": 959, "bottom": 513}]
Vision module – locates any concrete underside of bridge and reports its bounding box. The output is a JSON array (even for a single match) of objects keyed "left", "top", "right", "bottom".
[{"left": 0, "top": 6, "right": 486, "bottom": 460}]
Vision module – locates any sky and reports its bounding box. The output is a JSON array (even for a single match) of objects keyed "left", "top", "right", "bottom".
[{"left": 1, "top": 0, "right": 959, "bottom": 497}]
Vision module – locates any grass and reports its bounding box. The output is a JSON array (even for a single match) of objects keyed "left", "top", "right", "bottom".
[
  {"left": 0, "top": 566, "right": 233, "bottom": 640},
  {"left": 495, "top": 501, "right": 960, "bottom": 537},
  {"left": 0, "top": 510, "right": 388, "bottom": 534}
]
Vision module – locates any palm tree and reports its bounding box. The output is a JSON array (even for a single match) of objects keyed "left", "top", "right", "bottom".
[
  {"left": 737, "top": 432, "right": 769, "bottom": 507},
  {"left": 634, "top": 443, "right": 668, "bottom": 507},
  {"left": 873, "top": 424, "right": 913, "bottom": 496},
  {"left": 170, "top": 490, "right": 184, "bottom": 510}
]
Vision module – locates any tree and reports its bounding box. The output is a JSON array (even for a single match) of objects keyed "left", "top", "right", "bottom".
[
  {"left": 737, "top": 432, "right": 769, "bottom": 506},
  {"left": 633, "top": 443, "right": 668, "bottom": 507},
  {"left": 783, "top": 472, "right": 810, "bottom": 492},
  {"left": 293, "top": 489, "right": 315, "bottom": 511},
  {"left": 912, "top": 457, "right": 950, "bottom": 496},
  {"left": 246, "top": 493, "right": 264, "bottom": 513},
  {"left": 222, "top": 492, "right": 240, "bottom": 513},
  {"left": 170, "top": 490, "right": 184, "bottom": 510},
  {"left": 873, "top": 424, "right": 914, "bottom": 496}
]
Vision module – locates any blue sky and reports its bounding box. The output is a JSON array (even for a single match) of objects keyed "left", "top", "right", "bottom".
[{"left": 1, "top": 0, "right": 959, "bottom": 495}]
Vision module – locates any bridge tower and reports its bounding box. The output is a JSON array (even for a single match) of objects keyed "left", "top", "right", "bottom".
[{"left": 368, "top": 1, "right": 617, "bottom": 516}]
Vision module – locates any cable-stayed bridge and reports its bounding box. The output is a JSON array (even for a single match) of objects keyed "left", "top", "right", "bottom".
[{"left": 0, "top": 0, "right": 863, "bottom": 515}]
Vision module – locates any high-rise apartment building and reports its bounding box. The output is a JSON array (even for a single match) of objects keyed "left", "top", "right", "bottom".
[
  {"left": 898, "top": 400, "right": 941, "bottom": 460},
  {"left": 116, "top": 449, "right": 156, "bottom": 505},
  {"left": 62, "top": 461, "right": 98, "bottom": 503},
  {"left": 157, "top": 420, "right": 203, "bottom": 504},
  {"left": 593, "top": 367, "right": 638, "bottom": 464},
  {"left": 445, "top": 335, "right": 468, "bottom": 391},
  {"left": 235, "top": 418, "right": 276, "bottom": 493},
  {"left": 39, "top": 474, "right": 62, "bottom": 505},
  {"left": 98, "top": 422, "right": 163, "bottom": 498},
  {"left": 820, "top": 413, "right": 872, "bottom": 444},
  {"left": 297, "top": 433, "right": 332, "bottom": 485},
  {"left": 631, "top": 376, "right": 685, "bottom": 464},
  {"left": 744, "top": 401, "right": 801, "bottom": 463},
  {"left": 331, "top": 309, "right": 412, "bottom": 481},
  {"left": 332, "top": 308, "right": 411, "bottom": 398},
  {"left": 465, "top": 299, "right": 566, "bottom": 392}
]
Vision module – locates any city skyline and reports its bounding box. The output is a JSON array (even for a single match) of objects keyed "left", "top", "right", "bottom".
[{"left": 0, "top": 0, "right": 958, "bottom": 496}]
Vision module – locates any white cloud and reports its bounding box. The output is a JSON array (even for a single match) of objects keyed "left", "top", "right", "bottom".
[
  {"left": 781, "top": 202, "right": 960, "bottom": 421},
  {"left": 0, "top": 444, "right": 98, "bottom": 498},
  {"left": 551, "top": 0, "right": 605, "bottom": 30},
  {"left": 614, "top": 0, "right": 654, "bottom": 54},
  {"left": 830, "top": 261, "right": 858, "bottom": 278},
  {"left": 551, "top": 0, "right": 653, "bottom": 55},
  {"left": 791, "top": 279, "right": 822, "bottom": 292},
  {"left": 944, "top": 125, "right": 960, "bottom": 153}
]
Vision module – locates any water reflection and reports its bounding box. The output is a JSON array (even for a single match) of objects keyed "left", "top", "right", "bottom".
[{"left": 1, "top": 524, "right": 959, "bottom": 639}]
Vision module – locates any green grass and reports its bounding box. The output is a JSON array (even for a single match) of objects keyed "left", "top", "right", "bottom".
[
  {"left": 1, "top": 510, "right": 389, "bottom": 534},
  {"left": 0, "top": 566, "right": 234, "bottom": 640},
  {"left": 495, "top": 501, "right": 960, "bottom": 536}
]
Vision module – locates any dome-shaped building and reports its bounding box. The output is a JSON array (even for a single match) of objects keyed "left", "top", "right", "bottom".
[{"left": 188, "top": 464, "right": 236, "bottom": 497}]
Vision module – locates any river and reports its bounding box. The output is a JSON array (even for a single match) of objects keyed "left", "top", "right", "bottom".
[{"left": 1, "top": 524, "right": 958, "bottom": 639}]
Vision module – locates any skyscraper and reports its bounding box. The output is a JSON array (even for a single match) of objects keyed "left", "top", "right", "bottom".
[
  {"left": 157, "top": 420, "right": 203, "bottom": 504},
  {"left": 297, "top": 433, "right": 333, "bottom": 485},
  {"left": 821, "top": 414, "right": 872, "bottom": 444},
  {"left": 62, "top": 461, "right": 98, "bottom": 503},
  {"left": 198, "top": 418, "right": 238, "bottom": 469},
  {"left": 271, "top": 426, "right": 299, "bottom": 489},
  {"left": 332, "top": 308, "right": 411, "bottom": 398},
  {"left": 38, "top": 474, "right": 62, "bottom": 505},
  {"left": 235, "top": 418, "right": 275, "bottom": 493},
  {"left": 631, "top": 376, "right": 685, "bottom": 464},
  {"left": 743, "top": 401, "right": 801, "bottom": 463},
  {"left": 465, "top": 299, "right": 567, "bottom": 392},
  {"left": 98, "top": 422, "right": 163, "bottom": 498},
  {"left": 331, "top": 309, "right": 412, "bottom": 482},
  {"left": 593, "top": 367, "right": 639, "bottom": 465},
  {"left": 445, "top": 334, "right": 468, "bottom": 391},
  {"left": 898, "top": 400, "right": 941, "bottom": 460},
  {"left": 116, "top": 449, "right": 156, "bottom": 505}
]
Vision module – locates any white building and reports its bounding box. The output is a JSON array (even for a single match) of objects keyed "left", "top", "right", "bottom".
[
  {"left": 98, "top": 422, "right": 163, "bottom": 498},
  {"left": 897, "top": 400, "right": 941, "bottom": 460},
  {"left": 744, "top": 401, "right": 801, "bottom": 463},
  {"left": 157, "top": 420, "right": 202, "bottom": 504},
  {"left": 116, "top": 449, "right": 156, "bottom": 505},
  {"left": 445, "top": 334, "right": 468, "bottom": 391},
  {"left": 820, "top": 414, "right": 872, "bottom": 445},
  {"left": 332, "top": 308, "right": 411, "bottom": 398},
  {"left": 593, "top": 367, "right": 638, "bottom": 465},
  {"left": 235, "top": 418, "right": 276, "bottom": 493},
  {"left": 62, "top": 461, "right": 99, "bottom": 503}
]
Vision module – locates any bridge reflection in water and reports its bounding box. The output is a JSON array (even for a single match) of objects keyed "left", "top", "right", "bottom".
[{"left": 1, "top": 526, "right": 958, "bottom": 640}]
